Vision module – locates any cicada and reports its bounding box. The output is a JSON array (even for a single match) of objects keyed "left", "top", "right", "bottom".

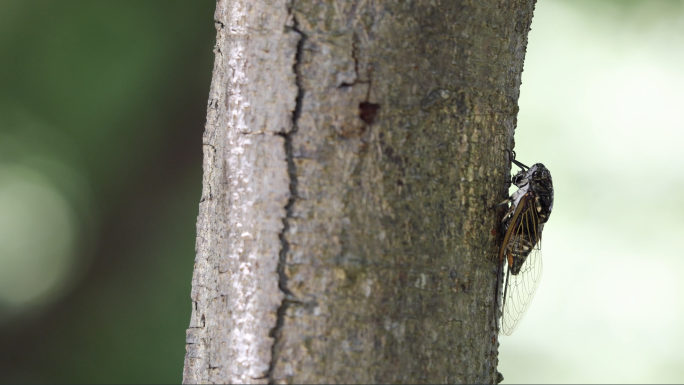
[{"left": 495, "top": 152, "right": 554, "bottom": 335}]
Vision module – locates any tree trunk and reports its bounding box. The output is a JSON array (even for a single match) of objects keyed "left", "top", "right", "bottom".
[{"left": 183, "top": 0, "right": 535, "bottom": 383}]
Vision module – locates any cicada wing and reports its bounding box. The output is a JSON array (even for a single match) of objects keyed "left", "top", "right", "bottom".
[
  {"left": 500, "top": 246, "right": 543, "bottom": 335},
  {"left": 499, "top": 197, "right": 544, "bottom": 336}
]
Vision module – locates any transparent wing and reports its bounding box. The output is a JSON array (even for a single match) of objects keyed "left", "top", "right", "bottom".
[
  {"left": 499, "top": 197, "right": 544, "bottom": 336},
  {"left": 500, "top": 245, "right": 542, "bottom": 335}
]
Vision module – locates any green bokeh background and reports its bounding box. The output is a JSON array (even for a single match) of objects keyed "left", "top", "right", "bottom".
[
  {"left": 1, "top": 1, "right": 683, "bottom": 383},
  {"left": 0, "top": 1, "right": 215, "bottom": 383}
]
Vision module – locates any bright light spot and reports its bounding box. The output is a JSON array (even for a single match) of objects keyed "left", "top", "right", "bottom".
[{"left": 0, "top": 165, "right": 77, "bottom": 307}]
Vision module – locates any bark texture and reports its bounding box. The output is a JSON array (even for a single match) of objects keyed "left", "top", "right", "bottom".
[{"left": 184, "top": 0, "right": 535, "bottom": 383}]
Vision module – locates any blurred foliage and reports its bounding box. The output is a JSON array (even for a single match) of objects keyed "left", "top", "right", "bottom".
[
  {"left": 500, "top": 0, "right": 684, "bottom": 383},
  {"left": 0, "top": 0, "right": 215, "bottom": 382}
]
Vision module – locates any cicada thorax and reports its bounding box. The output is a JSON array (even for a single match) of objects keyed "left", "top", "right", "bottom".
[
  {"left": 503, "top": 163, "right": 553, "bottom": 243},
  {"left": 528, "top": 163, "right": 554, "bottom": 220}
]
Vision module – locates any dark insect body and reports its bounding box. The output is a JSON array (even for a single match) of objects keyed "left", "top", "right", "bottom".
[{"left": 495, "top": 152, "right": 553, "bottom": 335}]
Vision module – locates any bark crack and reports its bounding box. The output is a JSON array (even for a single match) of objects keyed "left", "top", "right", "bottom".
[
  {"left": 338, "top": 33, "right": 370, "bottom": 89},
  {"left": 267, "top": 10, "right": 306, "bottom": 384}
]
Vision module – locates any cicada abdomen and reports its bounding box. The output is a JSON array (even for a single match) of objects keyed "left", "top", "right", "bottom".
[{"left": 496, "top": 155, "right": 554, "bottom": 335}]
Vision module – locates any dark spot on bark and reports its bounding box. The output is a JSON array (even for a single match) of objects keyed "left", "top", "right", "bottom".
[
  {"left": 515, "top": 20, "right": 523, "bottom": 32},
  {"left": 385, "top": 146, "right": 394, "bottom": 157},
  {"left": 421, "top": 89, "right": 441, "bottom": 110},
  {"left": 383, "top": 145, "right": 403, "bottom": 165},
  {"left": 455, "top": 92, "right": 468, "bottom": 115},
  {"left": 359, "top": 102, "right": 380, "bottom": 124},
  {"left": 398, "top": 269, "right": 408, "bottom": 286}
]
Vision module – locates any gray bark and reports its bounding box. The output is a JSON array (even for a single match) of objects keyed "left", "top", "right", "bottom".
[{"left": 183, "top": 0, "right": 535, "bottom": 383}]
